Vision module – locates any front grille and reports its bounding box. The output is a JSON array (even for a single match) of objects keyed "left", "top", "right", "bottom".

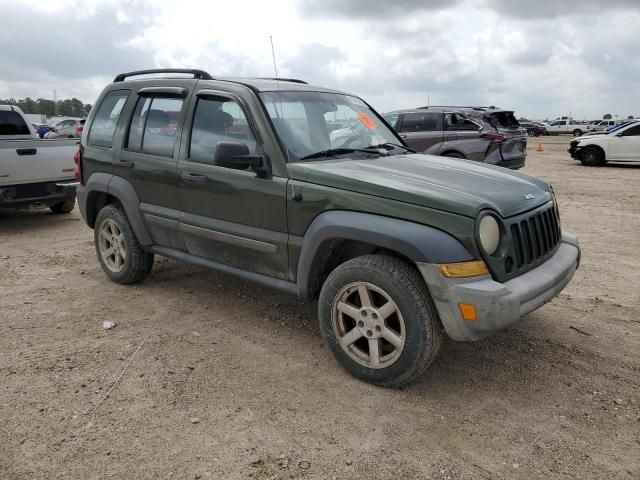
[{"left": 510, "top": 204, "right": 561, "bottom": 269}]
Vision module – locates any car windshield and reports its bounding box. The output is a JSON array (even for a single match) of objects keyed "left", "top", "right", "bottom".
[{"left": 259, "top": 91, "right": 400, "bottom": 161}]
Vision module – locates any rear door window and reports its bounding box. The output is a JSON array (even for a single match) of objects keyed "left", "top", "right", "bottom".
[
  {"left": 88, "top": 90, "right": 129, "bottom": 147},
  {"left": 126, "top": 96, "right": 184, "bottom": 157},
  {"left": 399, "top": 112, "right": 443, "bottom": 132},
  {"left": 0, "top": 110, "right": 30, "bottom": 135}
]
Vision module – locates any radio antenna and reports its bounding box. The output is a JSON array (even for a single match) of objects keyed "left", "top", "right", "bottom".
[{"left": 270, "top": 35, "right": 280, "bottom": 88}]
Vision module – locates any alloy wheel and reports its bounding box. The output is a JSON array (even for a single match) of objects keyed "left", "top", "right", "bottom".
[
  {"left": 98, "top": 218, "right": 127, "bottom": 272},
  {"left": 331, "top": 282, "right": 406, "bottom": 369}
]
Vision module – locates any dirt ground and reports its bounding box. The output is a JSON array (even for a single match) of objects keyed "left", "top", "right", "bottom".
[{"left": 1, "top": 136, "right": 638, "bottom": 480}]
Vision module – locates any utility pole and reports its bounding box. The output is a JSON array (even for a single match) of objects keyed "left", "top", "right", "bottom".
[{"left": 53, "top": 89, "right": 57, "bottom": 117}]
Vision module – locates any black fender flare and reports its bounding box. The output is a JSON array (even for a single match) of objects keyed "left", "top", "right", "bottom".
[
  {"left": 296, "top": 210, "right": 474, "bottom": 299},
  {"left": 82, "top": 173, "right": 153, "bottom": 246}
]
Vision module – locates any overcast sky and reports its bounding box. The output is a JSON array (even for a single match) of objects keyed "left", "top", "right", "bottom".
[{"left": 1, "top": 0, "right": 639, "bottom": 120}]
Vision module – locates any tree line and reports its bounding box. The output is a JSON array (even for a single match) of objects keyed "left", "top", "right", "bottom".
[{"left": 1, "top": 97, "right": 92, "bottom": 118}]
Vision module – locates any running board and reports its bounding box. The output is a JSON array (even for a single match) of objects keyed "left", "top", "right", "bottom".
[{"left": 148, "top": 245, "right": 299, "bottom": 297}]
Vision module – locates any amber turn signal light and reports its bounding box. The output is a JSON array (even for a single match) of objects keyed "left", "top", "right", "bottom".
[
  {"left": 459, "top": 303, "right": 477, "bottom": 321},
  {"left": 437, "top": 260, "right": 489, "bottom": 278}
]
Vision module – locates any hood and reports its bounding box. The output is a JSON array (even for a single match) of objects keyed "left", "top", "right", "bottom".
[{"left": 288, "top": 153, "right": 551, "bottom": 218}]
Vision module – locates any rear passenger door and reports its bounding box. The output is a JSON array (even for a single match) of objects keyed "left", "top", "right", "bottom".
[
  {"left": 176, "top": 89, "right": 289, "bottom": 279},
  {"left": 396, "top": 112, "right": 444, "bottom": 152},
  {"left": 117, "top": 87, "right": 191, "bottom": 249},
  {"left": 609, "top": 124, "right": 640, "bottom": 161}
]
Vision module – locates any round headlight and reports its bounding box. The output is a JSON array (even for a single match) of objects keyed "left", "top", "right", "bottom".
[{"left": 479, "top": 215, "right": 500, "bottom": 255}]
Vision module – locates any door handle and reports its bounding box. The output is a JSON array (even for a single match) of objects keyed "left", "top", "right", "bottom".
[
  {"left": 400, "top": 134, "right": 408, "bottom": 138},
  {"left": 16, "top": 148, "right": 37, "bottom": 156},
  {"left": 115, "top": 159, "right": 135, "bottom": 168},
  {"left": 181, "top": 172, "right": 207, "bottom": 183}
]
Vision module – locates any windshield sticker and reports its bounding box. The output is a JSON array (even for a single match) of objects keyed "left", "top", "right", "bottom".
[{"left": 358, "top": 112, "right": 377, "bottom": 129}]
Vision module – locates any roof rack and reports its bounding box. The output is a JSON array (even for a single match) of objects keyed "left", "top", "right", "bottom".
[
  {"left": 256, "top": 77, "right": 308, "bottom": 84},
  {"left": 113, "top": 69, "right": 215, "bottom": 82}
]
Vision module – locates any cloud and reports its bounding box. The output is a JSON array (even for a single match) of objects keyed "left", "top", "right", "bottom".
[
  {"left": 298, "top": 0, "right": 462, "bottom": 19},
  {"left": 482, "top": 0, "right": 640, "bottom": 18},
  {"left": 0, "top": 1, "right": 157, "bottom": 100}
]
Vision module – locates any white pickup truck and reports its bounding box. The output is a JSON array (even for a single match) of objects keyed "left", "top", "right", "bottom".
[
  {"left": 543, "top": 119, "right": 588, "bottom": 137},
  {"left": 0, "top": 105, "right": 78, "bottom": 212}
]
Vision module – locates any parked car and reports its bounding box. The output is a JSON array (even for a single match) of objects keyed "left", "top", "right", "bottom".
[
  {"left": 383, "top": 107, "right": 527, "bottom": 169},
  {"left": 543, "top": 119, "right": 588, "bottom": 136},
  {"left": 0, "top": 105, "right": 78, "bottom": 212},
  {"left": 33, "top": 123, "right": 54, "bottom": 138},
  {"left": 569, "top": 120, "right": 640, "bottom": 166},
  {"left": 76, "top": 68, "right": 580, "bottom": 387},
  {"left": 518, "top": 120, "right": 547, "bottom": 137},
  {"left": 44, "top": 118, "right": 85, "bottom": 138}
]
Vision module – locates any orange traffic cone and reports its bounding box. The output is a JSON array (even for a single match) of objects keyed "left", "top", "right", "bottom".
[{"left": 536, "top": 143, "right": 543, "bottom": 152}]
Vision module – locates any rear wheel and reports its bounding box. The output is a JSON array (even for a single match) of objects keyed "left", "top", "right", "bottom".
[
  {"left": 50, "top": 197, "right": 75, "bottom": 214},
  {"left": 581, "top": 146, "right": 605, "bottom": 166},
  {"left": 573, "top": 129, "right": 583, "bottom": 137},
  {"left": 318, "top": 255, "right": 443, "bottom": 387},
  {"left": 94, "top": 204, "right": 154, "bottom": 284}
]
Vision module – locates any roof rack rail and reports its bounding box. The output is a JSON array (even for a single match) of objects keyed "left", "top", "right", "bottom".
[
  {"left": 256, "top": 77, "right": 308, "bottom": 84},
  {"left": 113, "top": 69, "right": 215, "bottom": 82}
]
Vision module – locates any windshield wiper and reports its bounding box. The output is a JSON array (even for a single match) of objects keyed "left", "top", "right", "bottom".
[
  {"left": 300, "top": 147, "right": 388, "bottom": 161},
  {"left": 365, "top": 142, "right": 416, "bottom": 153}
]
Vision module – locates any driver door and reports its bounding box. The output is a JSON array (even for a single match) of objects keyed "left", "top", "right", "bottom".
[{"left": 177, "top": 89, "right": 289, "bottom": 279}]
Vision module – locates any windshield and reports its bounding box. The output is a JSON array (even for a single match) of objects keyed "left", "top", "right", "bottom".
[{"left": 259, "top": 91, "right": 400, "bottom": 161}]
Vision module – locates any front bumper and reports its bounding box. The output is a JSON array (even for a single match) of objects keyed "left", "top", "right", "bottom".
[
  {"left": 568, "top": 141, "right": 582, "bottom": 159},
  {"left": 418, "top": 232, "right": 581, "bottom": 341}
]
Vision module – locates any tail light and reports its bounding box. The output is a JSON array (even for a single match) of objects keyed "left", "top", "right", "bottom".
[
  {"left": 75, "top": 124, "right": 84, "bottom": 134},
  {"left": 481, "top": 132, "right": 512, "bottom": 143},
  {"left": 73, "top": 149, "right": 84, "bottom": 185}
]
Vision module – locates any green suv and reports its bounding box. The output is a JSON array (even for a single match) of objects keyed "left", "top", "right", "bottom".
[{"left": 76, "top": 69, "right": 581, "bottom": 387}]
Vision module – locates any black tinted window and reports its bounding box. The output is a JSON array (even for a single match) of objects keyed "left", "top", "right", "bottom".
[
  {"left": 127, "top": 96, "right": 183, "bottom": 157},
  {"left": 88, "top": 90, "right": 129, "bottom": 147},
  {"left": 622, "top": 125, "right": 640, "bottom": 136},
  {"left": 0, "top": 110, "right": 30, "bottom": 135},
  {"left": 488, "top": 112, "right": 519, "bottom": 128},
  {"left": 400, "top": 112, "right": 443, "bottom": 132},
  {"left": 445, "top": 113, "right": 479, "bottom": 131},
  {"left": 190, "top": 97, "right": 257, "bottom": 164}
]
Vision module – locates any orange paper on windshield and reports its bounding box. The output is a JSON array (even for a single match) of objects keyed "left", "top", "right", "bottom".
[{"left": 357, "top": 112, "right": 377, "bottom": 129}]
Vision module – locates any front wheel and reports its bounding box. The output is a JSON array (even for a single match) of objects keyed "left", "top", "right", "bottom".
[
  {"left": 318, "top": 255, "right": 443, "bottom": 387},
  {"left": 581, "top": 146, "right": 605, "bottom": 166},
  {"left": 94, "top": 204, "right": 154, "bottom": 284}
]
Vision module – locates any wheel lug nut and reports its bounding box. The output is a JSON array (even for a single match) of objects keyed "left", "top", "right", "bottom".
[
  {"left": 360, "top": 310, "right": 367, "bottom": 317},
  {"left": 371, "top": 312, "right": 378, "bottom": 319},
  {"left": 366, "top": 330, "right": 372, "bottom": 337},
  {"left": 358, "top": 321, "right": 365, "bottom": 328},
  {"left": 375, "top": 325, "right": 381, "bottom": 332}
]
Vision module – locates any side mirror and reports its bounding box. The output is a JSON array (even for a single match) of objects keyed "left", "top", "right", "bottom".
[{"left": 213, "top": 141, "right": 270, "bottom": 178}]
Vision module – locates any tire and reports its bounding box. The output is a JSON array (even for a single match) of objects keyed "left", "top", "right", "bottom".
[
  {"left": 573, "top": 129, "right": 583, "bottom": 137},
  {"left": 581, "top": 146, "right": 605, "bottom": 166},
  {"left": 443, "top": 152, "right": 464, "bottom": 159},
  {"left": 318, "top": 254, "right": 443, "bottom": 387},
  {"left": 50, "top": 196, "right": 75, "bottom": 214},
  {"left": 94, "top": 204, "right": 154, "bottom": 284}
]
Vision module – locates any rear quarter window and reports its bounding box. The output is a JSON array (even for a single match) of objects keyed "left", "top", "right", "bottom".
[
  {"left": 487, "top": 112, "right": 520, "bottom": 128},
  {"left": 88, "top": 90, "right": 130, "bottom": 147},
  {"left": 0, "top": 110, "right": 30, "bottom": 136}
]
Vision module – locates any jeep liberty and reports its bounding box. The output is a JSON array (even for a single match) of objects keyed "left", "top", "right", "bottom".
[{"left": 76, "top": 69, "right": 581, "bottom": 387}]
